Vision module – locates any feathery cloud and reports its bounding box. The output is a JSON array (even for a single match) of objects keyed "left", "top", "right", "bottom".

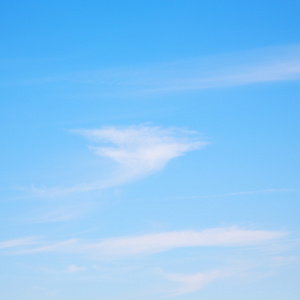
[
  {"left": 0, "top": 237, "right": 37, "bottom": 249},
  {"left": 75, "top": 125, "right": 205, "bottom": 179},
  {"left": 11, "top": 227, "right": 286, "bottom": 258},
  {"left": 29, "top": 125, "right": 206, "bottom": 197},
  {"left": 66, "top": 264, "right": 86, "bottom": 273},
  {"left": 165, "top": 270, "right": 224, "bottom": 296},
  {"left": 5, "top": 45, "right": 300, "bottom": 95}
]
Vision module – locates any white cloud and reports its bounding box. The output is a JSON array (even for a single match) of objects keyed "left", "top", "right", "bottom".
[
  {"left": 163, "top": 254, "right": 300, "bottom": 296},
  {"left": 137, "top": 44, "right": 300, "bottom": 91},
  {"left": 271, "top": 255, "right": 299, "bottom": 267},
  {"left": 66, "top": 264, "right": 86, "bottom": 273},
  {"left": 87, "top": 227, "right": 286, "bottom": 257},
  {"left": 26, "top": 202, "right": 94, "bottom": 223},
  {"left": 18, "top": 239, "right": 78, "bottom": 254},
  {"left": 165, "top": 270, "right": 224, "bottom": 296},
  {"left": 188, "top": 188, "right": 300, "bottom": 199},
  {"left": 32, "top": 208, "right": 81, "bottom": 223},
  {"left": 0, "top": 237, "right": 37, "bottom": 249},
  {"left": 5, "top": 45, "right": 300, "bottom": 96},
  {"left": 76, "top": 125, "right": 205, "bottom": 179},
  {"left": 12, "top": 227, "right": 286, "bottom": 258},
  {"left": 28, "top": 125, "right": 206, "bottom": 197}
]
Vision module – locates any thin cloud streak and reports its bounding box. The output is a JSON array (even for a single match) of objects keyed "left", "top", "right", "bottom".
[
  {"left": 24, "top": 202, "right": 95, "bottom": 224},
  {"left": 4, "top": 44, "right": 300, "bottom": 96},
  {"left": 66, "top": 264, "right": 86, "bottom": 273},
  {"left": 185, "top": 188, "right": 300, "bottom": 199},
  {"left": 91, "top": 44, "right": 300, "bottom": 94},
  {"left": 11, "top": 227, "right": 286, "bottom": 258},
  {"left": 76, "top": 125, "right": 204, "bottom": 177},
  {"left": 165, "top": 270, "right": 225, "bottom": 297},
  {"left": 28, "top": 125, "right": 206, "bottom": 197},
  {"left": 162, "top": 259, "right": 272, "bottom": 297},
  {"left": 0, "top": 237, "right": 37, "bottom": 249},
  {"left": 76, "top": 45, "right": 300, "bottom": 96}
]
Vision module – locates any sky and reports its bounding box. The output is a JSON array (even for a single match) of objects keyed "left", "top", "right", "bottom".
[{"left": 1, "top": 1, "right": 300, "bottom": 299}]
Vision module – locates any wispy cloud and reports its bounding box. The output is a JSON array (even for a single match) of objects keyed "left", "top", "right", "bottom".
[
  {"left": 11, "top": 227, "right": 286, "bottom": 258},
  {"left": 75, "top": 125, "right": 204, "bottom": 178},
  {"left": 4, "top": 44, "right": 300, "bottom": 95},
  {"left": 97, "top": 44, "right": 300, "bottom": 94},
  {"left": 163, "top": 253, "right": 300, "bottom": 296},
  {"left": 29, "top": 125, "right": 206, "bottom": 197},
  {"left": 66, "top": 264, "right": 86, "bottom": 273},
  {"left": 85, "top": 227, "right": 286, "bottom": 257},
  {"left": 163, "top": 259, "right": 272, "bottom": 297},
  {"left": 16, "top": 238, "right": 79, "bottom": 254},
  {"left": 271, "top": 255, "right": 299, "bottom": 267},
  {"left": 28, "top": 208, "right": 82, "bottom": 223},
  {"left": 165, "top": 270, "right": 225, "bottom": 296},
  {"left": 0, "top": 237, "right": 37, "bottom": 249},
  {"left": 185, "top": 188, "right": 300, "bottom": 199},
  {"left": 24, "top": 202, "right": 95, "bottom": 223},
  {"left": 1, "top": 228, "right": 294, "bottom": 299}
]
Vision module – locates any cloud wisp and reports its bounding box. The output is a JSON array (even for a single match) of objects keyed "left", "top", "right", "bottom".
[
  {"left": 0, "top": 237, "right": 37, "bottom": 250},
  {"left": 4, "top": 44, "right": 300, "bottom": 96},
  {"left": 75, "top": 125, "right": 204, "bottom": 179},
  {"left": 29, "top": 125, "right": 206, "bottom": 197},
  {"left": 9, "top": 227, "right": 286, "bottom": 258},
  {"left": 24, "top": 202, "right": 95, "bottom": 224},
  {"left": 163, "top": 261, "right": 264, "bottom": 297},
  {"left": 66, "top": 264, "right": 86, "bottom": 274},
  {"left": 0, "top": 228, "right": 292, "bottom": 298},
  {"left": 184, "top": 188, "right": 300, "bottom": 200},
  {"left": 165, "top": 270, "right": 225, "bottom": 297},
  {"left": 98, "top": 44, "right": 300, "bottom": 94}
]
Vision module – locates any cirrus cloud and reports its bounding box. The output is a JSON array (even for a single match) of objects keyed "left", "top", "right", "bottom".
[
  {"left": 28, "top": 125, "right": 207, "bottom": 197},
  {"left": 11, "top": 227, "right": 286, "bottom": 258}
]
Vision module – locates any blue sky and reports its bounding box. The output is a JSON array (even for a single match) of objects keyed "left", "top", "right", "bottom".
[{"left": 1, "top": 1, "right": 300, "bottom": 299}]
